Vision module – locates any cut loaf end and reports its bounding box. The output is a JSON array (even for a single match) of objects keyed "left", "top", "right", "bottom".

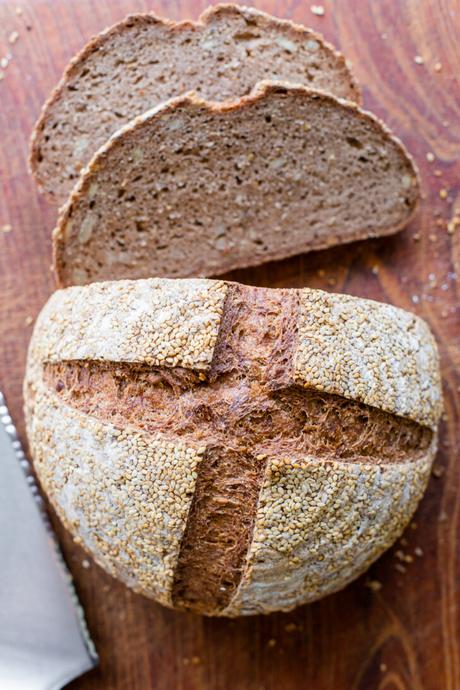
[
  {"left": 54, "top": 82, "right": 420, "bottom": 288},
  {"left": 30, "top": 3, "right": 360, "bottom": 204}
]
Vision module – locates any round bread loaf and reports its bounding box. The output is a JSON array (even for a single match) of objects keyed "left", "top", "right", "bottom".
[{"left": 24, "top": 278, "right": 442, "bottom": 616}]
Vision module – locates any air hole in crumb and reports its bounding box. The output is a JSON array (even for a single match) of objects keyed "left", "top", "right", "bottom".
[{"left": 346, "top": 136, "right": 364, "bottom": 149}]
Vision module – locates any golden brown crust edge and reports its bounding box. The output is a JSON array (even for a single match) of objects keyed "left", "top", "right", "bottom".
[
  {"left": 52, "top": 81, "right": 420, "bottom": 288},
  {"left": 29, "top": 3, "right": 361, "bottom": 202}
]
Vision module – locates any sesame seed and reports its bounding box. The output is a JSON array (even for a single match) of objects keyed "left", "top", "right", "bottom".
[
  {"left": 284, "top": 622, "right": 297, "bottom": 632},
  {"left": 366, "top": 579, "right": 382, "bottom": 592},
  {"left": 447, "top": 217, "right": 460, "bottom": 234},
  {"left": 310, "top": 5, "right": 325, "bottom": 16}
]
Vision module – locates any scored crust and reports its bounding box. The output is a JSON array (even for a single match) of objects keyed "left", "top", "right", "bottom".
[
  {"left": 24, "top": 279, "right": 442, "bottom": 615},
  {"left": 30, "top": 3, "right": 360, "bottom": 204},
  {"left": 222, "top": 451, "right": 435, "bottom": 615},
  {"left": 28, "top": 386, "right": 203, "bottom": 606},
  {"left": 294, "top": 289, "right": 441, "bottom": 429},
  {"left": 53, "top": 82, "right": 420, "bottom": 288},
  {"left": 29, "top": 278, "right": 228, "bottom": 371}
]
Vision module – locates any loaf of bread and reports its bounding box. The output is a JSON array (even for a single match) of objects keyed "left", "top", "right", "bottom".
[
  {"left": 30, "top": 4, "right": 360, "bottom": 205},
  {"left": 53, "top": 82, "right": 419, "bottom": 288},
  {"left": 24, "top": 278, "right": 442, "bottom": 616}
]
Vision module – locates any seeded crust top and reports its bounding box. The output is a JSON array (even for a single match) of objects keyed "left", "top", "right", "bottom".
[
  {"left": 24, "top": 278, "right": 442, "bottom": 615},
  {"left": 223, "top": 451, "right": 435, "bottom": 615},
  {"left": 295, "top": 289, "right": 442, "bottom": 429},
  {"left": 29, "top": 386, "right": 204, "bottom": 606},
  {"left": 29, "top": 278, "right": 441, "bottom": 429},
  {"left": 30, "top": 278, "right": 228, "bottom": 371}
]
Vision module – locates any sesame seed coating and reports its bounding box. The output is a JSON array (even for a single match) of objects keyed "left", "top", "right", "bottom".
[
  {"left": 294, "top": 289, "right": 442, "bottom": 429},
  {"left": 28, "top": 386, "right": 202, "bottom": 606},
  {"left": 23, "top": 278, "right": 442, "bottom": 615},
  {"left": 30, "top": 277, "right": 227, "bottom": 371},
  {"left": 224, "top": 447, "right": 435, "bottom": 616}
]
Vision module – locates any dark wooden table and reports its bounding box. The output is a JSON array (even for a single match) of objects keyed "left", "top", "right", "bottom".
[{"left": 1, "top": 1, "right": 459, "bottom": 688}]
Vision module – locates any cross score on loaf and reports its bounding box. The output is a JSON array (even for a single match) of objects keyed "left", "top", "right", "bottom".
[{"left": 24, "top": 278, "right": 442, "bottom": 616}]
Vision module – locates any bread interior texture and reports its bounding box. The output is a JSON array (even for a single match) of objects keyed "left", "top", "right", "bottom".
[
  {"left": 55, "top": 88, "right": 418, "bottom": 286},
  {"left": 31, "top": 5, "right": 359, "bottom": 203}
]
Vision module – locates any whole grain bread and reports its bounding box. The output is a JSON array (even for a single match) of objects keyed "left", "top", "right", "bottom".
[
  {"left": 24, "top": 278, "right": 442, "bottom": 616},
  {"left": 53, "top": 82, "right": 420, "bottom": 288},
  {"left": 30, "top": 4, "right": 360, "bottom": 205}
]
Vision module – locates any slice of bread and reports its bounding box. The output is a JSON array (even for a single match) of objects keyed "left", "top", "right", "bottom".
[
  {"left": 30, "top": 4, "right": 360, "bottom": 205},
  {"left": 54, "top": 82, "right": 420, "bottom": 288}
]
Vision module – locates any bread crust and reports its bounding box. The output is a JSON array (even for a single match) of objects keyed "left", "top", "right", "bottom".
[
  {"left": 222, "top": 450, "right": 435, "bottom": 615},
  {"left": 30, "top": 4, "right": 360, "bottom": 203},
  {"left": 27, "top": 385, "right": 204, "bottom": 606},
  {"left": 52, "top": 81, "right": 420, "bottom": 288},
  {"left": 24, "top": 278, "right": 441, "bottom": 616}
]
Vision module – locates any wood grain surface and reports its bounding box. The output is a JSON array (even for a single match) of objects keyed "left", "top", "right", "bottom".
[{"left": 0, "top": 1, "right": 459, "bottom": 688}]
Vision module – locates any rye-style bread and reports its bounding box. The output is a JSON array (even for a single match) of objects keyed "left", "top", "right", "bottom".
[
  {"left": 24, "top": 278, "right": 442, "bottom": 616},
  {"left": 53, "top": 82, "right": 420, "bottom": 288},
  {"left": 30, "top": 4, "right": 360, "bottom": 205}
]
